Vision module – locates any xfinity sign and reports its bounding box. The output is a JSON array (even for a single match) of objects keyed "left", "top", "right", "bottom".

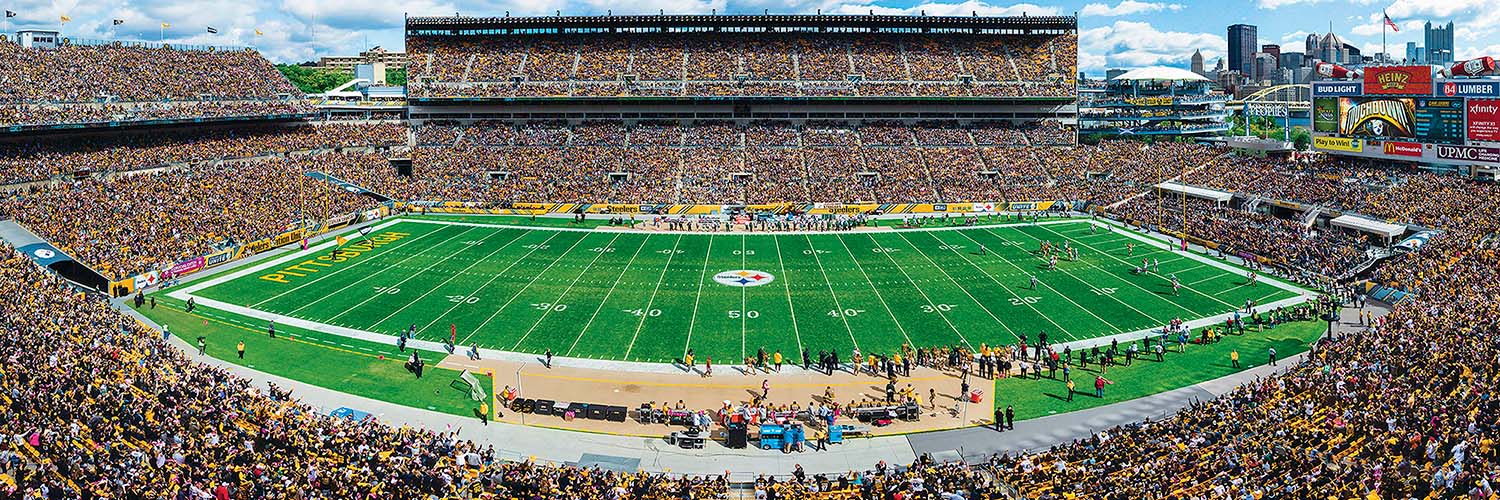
[
  {"left": 1438, "top": 80, "right": 1500, "bottom": 98},
  {"left": 1313, "top": 82, "right": 1364, "bottom": 96}
]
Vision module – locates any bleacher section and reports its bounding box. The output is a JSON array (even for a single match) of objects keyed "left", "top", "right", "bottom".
[{"left": 0, "top": 41, "right": 308, "bottom": 130}]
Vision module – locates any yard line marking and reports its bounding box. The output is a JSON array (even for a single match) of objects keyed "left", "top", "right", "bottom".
[
  {"left": 802, "top": 235, "right": 860, "bottom": 351},
  {"left": 682, "top": 235, "right": 715, "bottom": 359},
  {"left": 624, "top": 234, "right": 683, "bottom": 360},
  {"left": 894, "top": 231, "right": 1015, "bottom": 340},
  {"left": 307, "top": 226, "right": 480, "bottom": 318},
  {"left": 770, "top": 236, "right": 805, "bottom": 357},
  {"left": 416, "top": 231, "right": 562, "bottom": 335},
  {"left": 251, "top": 225, "right": 451, "bottom": 307},
  {"left": 459, "top": 231, "right": 592, "bottom": 345},
  {"left": 865, "top": 233, "right": 973, "bottom": 348},
  {"left": 959, "top": 229, "right": 1129, "bottom": 337},
  {"left": 975, "top": 227, "right": 1156, "bottom": 329},
  {"left": 1186, "top": 271, "right": 1229, "bottom": 287},
  {"left": 919, "top": 231, "right": 1077, "bottom": 342},
  {"left": 567, "top": 235, "right": 652, "bottom": 355},
  {"left": 365, "top": 228, "right": 527, "bottom": 332},
  {"left": 829, "top": 235, "right": 916, "bottom": 348},
  {"left": 511, "top": 233, "right": 624, "bottom": 350},
  {"left": 1032, "top": 224, "right": 1240, "bottom": 309},
  {"left": 740, "top": 236, "right": 748, "bottom": 362}
]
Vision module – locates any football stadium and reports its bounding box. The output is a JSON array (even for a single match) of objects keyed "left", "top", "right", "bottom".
[{"left": 1, "top": 7, "right": 1498, "bottom": 500}]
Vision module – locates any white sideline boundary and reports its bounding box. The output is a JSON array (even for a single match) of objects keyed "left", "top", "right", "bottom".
[{"left": 167, "top": 216, "right": 1318, "bottom": 374}]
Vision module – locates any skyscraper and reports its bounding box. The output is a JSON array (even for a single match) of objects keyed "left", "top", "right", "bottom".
[
  {"left": 1191, "top": 49, "right": 1205, "bottom": 76},
  {"left": 1405, "top": 41, "right": 1423, "bottom": 64},
  {"left": 1228, "top": 24, "right": 1257, "bottom": 76},
  {"left": 1425, "top": 21, "right": 1454, "bottom": 66},
  {"left": 1261, "top": 44, "right": 1281, "bottom": 69}
]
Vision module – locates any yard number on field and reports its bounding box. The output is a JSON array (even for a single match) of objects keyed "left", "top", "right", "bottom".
[
  {"left": 1010, "top": 296, "right": 1042, "bottom": 306},
  {"left": 624, "top": 308, "right": 662, "bottom": 317},
  {"left": 532, "top": 303, "right": 567, "bottom": 311},
  {"left": 447, "top": 295, "right": 479, "bottom": 304},
  {"left": 728, "top": 310, "right": 759, "bottom": 319},
  {"left": 1090, "top": 287, "right": 1118, "bottom": 296},
  {"left": 920, "top": 304, "right": 955, "bottom": 313},
  {"left": 828, "top": 309, "right": 864, "bottom": 317},
  {"left": 373, "top": 286, "right": 400, "bottom": 294}
]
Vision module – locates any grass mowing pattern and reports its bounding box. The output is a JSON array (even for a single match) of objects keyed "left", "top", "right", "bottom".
[{"left": 191, "top": 217, "right": 1300, "bottom": 364}]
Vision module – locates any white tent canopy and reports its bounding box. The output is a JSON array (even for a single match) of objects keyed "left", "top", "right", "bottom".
[
  {"left": 1110, "top": 67, "right": 1212, "bottom": 82},
  {"left": 1156, "top": 182, "right": 1232, "bottom": 203},
  {"left": 1330, "top": 214, "right": 1406, "bottom": 239}
]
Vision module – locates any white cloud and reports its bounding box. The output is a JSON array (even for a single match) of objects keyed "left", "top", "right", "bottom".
[
  {"left": 1080, "top": 0, "right": 1181, "bottom": 17},
  {"left": 1078, "top": 20, "right": 1223, "bottom": 71},
  {"left": 827, "top": 1, "right": 1059, "bottom": 17}
]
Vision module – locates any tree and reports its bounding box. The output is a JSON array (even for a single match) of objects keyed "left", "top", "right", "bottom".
[
  {"left": 276, "top": 64, "right": 353, "bottom": 94},
  {"left": 1290, "top": 127, "right": 1312, "bottom": 150},
  {"left": 386, "top": 67, "right": 406, "bottom": 87}
]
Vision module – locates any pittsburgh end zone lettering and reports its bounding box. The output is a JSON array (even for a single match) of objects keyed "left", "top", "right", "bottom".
[{"left": 259, "top": 231, "right": 412, "bottom": 283}]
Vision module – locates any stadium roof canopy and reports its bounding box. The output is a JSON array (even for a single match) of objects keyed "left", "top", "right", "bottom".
[
  {"left": 406, "top": 14, "right": 1076, "bottom": 35},
  {"left": 1330, "top": 214, "right": 1406, "bottom": 239},
  {"left": 1156, "top": 182, "right": 1231, "bottom": 202},
  {"left": 1111, "top": 67, "right": 1211, "bottom": 82}
]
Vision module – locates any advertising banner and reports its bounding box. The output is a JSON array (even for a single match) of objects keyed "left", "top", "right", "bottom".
[
  {"left": 1313, "top": 98, "right": 1340, "bottom": 133},
  {"left": 326, "top": 212, "right": 357, "bottom": 228},
  {"left": 1468, "top": 99, "right": 1500, "bottom": 142},
  {"left": 1364, "top": 65, "right": 1434, "bottom": 95},
  {"left": 1312, "top": 81, "right": 1364, "bottom": 96},
  {"left": 203, "top": 248, "right": 235, "bottom": 268},
  {"left": 167, "top": 257, "right": 205, "bottom": 277},
  {"left": 1438, "top": 144, "right": 1500, "bottom": 162},
  {"left": 1337, "top": 97, "right": 1416, "bottom": 138},
  {"left": 1434, "top": 144, "right": 1500, "bottom": 163},
  {"left": 1438, "top": 80, "right": 1500, "bottom": 98},
  {"left": 1382, "top": 141, "right": 1423, "bottom": 157},
  {"left": 1314, "top": 136, "right": 1363, "bottom": 152}
]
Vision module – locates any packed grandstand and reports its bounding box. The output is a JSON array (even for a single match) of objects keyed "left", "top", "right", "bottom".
[{"left": 0, "top": 12, "right": 1497, "bottom": 500}]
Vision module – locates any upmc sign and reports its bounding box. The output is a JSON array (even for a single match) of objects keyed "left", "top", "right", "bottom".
[
  {"left": 1468, "top": 99, "right": 1500, "bottom": 142},
  {"left": 1434, "top": 144, "right": 1500, "bottom": 163},
  {"left": 1364, "top": 65, "right": 1433, "bottom": 95}
]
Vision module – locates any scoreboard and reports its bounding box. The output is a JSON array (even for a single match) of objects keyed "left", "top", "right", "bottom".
[
  {"left": 1413, "top": 98, "right": 1465, "bottom": 145},
  {"left": 1311, "top": 72, "right": 1500, "bottom": 167}
]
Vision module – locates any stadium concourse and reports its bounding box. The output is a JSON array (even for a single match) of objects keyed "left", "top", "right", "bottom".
[{"left": 1, "top": 14, "right": 1500, "bottom": 500}]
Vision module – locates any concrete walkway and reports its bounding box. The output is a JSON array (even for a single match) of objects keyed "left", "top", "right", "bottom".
[{"left": 116, "top": 298, "right": 1383, "bottom": 477}]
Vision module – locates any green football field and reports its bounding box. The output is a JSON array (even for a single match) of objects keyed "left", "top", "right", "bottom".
[{"left": 177, "top": 216, "right": 1303, "bottom": 364}]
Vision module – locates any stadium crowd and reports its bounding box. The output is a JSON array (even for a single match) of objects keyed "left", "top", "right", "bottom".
[
  {"left": 0, "top": 151, "right": 390, "bottom": 280},
  {"left": 0, "top": 122, "right": 405, "bottom": 185},
  {"left": 406, "top": 33, "right": 1076, "bottom": 99},
  {"left": 0, "top": 42, "right": 303, "bottom": 127}
]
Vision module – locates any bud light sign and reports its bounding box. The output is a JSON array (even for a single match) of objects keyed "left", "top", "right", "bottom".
[{"left": 1312, "top": 82, "right": 1363, "bottom": 96}]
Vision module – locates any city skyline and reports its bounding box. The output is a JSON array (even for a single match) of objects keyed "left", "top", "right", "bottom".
[{"left": 0, "top": 0, "right": 1492, "bottom": 74}]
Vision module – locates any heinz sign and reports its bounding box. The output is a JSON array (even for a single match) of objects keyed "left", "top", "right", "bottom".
[{"left": 1364, "top": 65, "right": 1433, "bottom": 95}]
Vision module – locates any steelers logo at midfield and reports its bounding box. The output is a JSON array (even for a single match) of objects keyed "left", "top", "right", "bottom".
[
  {"left": 32, "top": 249, "right": 55, "bottom": 259},
  {"left": 713, "top": 270, "right": 775, "bottom": 287}
]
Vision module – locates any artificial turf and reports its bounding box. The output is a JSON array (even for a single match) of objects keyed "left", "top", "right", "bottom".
[{"left": 180, "top": 216, "right": 1302, "bottom": 365}]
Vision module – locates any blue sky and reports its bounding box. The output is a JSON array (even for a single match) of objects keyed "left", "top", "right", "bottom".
[{"left": 4, "top": 0, "right": 1496, "bottom": 73}]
